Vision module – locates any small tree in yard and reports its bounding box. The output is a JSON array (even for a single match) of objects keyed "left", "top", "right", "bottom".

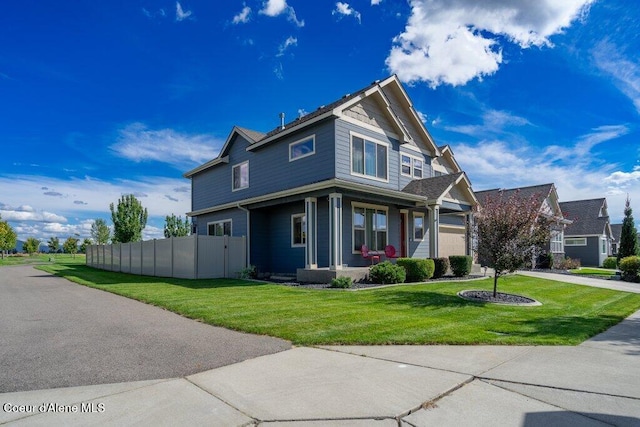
[
  {"left": 63, "top": 237, "right": 79, "bottom": 257},
  {"left": 110, "top": 194, "right": 148, "bottom": 243},
  {"left": 23, "top": 237, "right": 40, "bottom": 255},
  {"left": 163, "top": 214, "right": 191, "bottom": 238},
  {"left": 617, "top": 195, "right": 639, "bottom": 263},
  {"left": 474, "top": 190, "right": 552, "bottom": 297},
  {"left": 0, "top": 216, "right": 17, "bottom": 259},
  {"left": 47, "top": 236, "right": 60, "bottom": 254},
  {"left": 90, "top": 218, "right": 111, "bottom": 245}
]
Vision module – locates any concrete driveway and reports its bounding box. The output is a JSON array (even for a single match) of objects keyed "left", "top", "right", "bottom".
[{"left": 0, "top": 266, "right": 290, "bottom": 393}]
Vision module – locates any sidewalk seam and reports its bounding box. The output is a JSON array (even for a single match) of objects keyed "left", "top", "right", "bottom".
[{"left": 183, "top": 377, "right": 259, "bottom": 424}]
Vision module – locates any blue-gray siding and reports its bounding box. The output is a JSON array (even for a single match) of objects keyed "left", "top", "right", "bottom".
[{"left": 564, "top": 236, "right": 601, "bottom": 267}]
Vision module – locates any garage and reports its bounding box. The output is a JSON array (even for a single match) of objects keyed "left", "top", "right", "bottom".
[{"left": 439, "top": 225, "right": 467, "bottom": 258}]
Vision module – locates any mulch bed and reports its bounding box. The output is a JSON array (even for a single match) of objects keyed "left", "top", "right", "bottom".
[
  {"left": 271, "top": 275, "right": 486, "bottom": 290},
  {"left": 458, "top": 290, "right": 541, "bottom": 306}
]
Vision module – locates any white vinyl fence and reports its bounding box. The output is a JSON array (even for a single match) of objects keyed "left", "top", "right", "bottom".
[{"left": 86, "top": 235, "right": 246, "bottom": 279}]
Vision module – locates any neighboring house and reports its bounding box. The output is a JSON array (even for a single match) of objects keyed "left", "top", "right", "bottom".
[
  {"left": 610, "top": 223, "right": 622, "bottom": 256},
  {"left": 184, "top": 75, "right": 478, "bottom": 279},
  {"left": 559, "top": 198, "right": 613, "bottom": 267},
  {"left": 474, "top": 183, "right": 570, "bottom": 266}
]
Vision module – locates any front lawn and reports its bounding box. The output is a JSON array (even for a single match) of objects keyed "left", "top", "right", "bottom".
[
  {"left": 38, "top": 263, "right": 640, "bottom": 346},
  {"left": 0, "top": 254, "right": 86, "bottom": 266},
  {"left": 569, "top": 267, "right": 617, "bottom": 277}
]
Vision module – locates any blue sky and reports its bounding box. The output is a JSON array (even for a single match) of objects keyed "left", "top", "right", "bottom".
[{"left": 1, "top": 0, "right": 639, "bottom": 242}]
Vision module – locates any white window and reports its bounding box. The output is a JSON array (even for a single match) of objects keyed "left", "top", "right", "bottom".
[
  {"left": 351, "top": 134, "right": 388, "bottom": 181},
  {"left": 413, "top": 212, "right": 425, "bottom": 241},
  {"left": 550, "top": 230, "right": 563, "bottom": 253},
  {"left": 291, "top": 214, "right": 306, "bottom": 247},
  {"left": 208, "top": 220, "right": 232, "bottom": 236},
  {"left": 353, "top": 204, "right": 387, "bottom": 252},
  {"left": 400, "top": 153, "right": 424, "bottom": 178},
  {"left": 601, "top": 238, "right": 607, "bottom": 254},
  {"left": 232, "top": 161, "right": 249, "bottom": 191},
  {"left": 565, "top": 237, "right": 587, "bottom": 246},
  {"left": 289, "top": 136, "right": 315, "bottom": 161}
]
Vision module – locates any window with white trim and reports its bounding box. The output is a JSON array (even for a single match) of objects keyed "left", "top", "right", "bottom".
[
  {"left": 401, "top": 154, "right": 424, "bottom": 179},
  {"left": 353, "top": 204, "right": 387, "bottom": 252},
  {"left": 208, "top": 220, "right": 232, "bottom": 236},
  {"left": 413, "top": 212, "right": 424, "bottom": 241},
  {"left": 291, "top": 214, "right": 306, "bottom": 247},
  {"left": 564, "top": 237, "right": 586, "bottom": 246},
  {"left": 550, "top": 230, "right": 563, "bottom": 253},
  {"left": 232, "top": 161, "right": 249, "bottom": 191},
  {"left": 351, "top": 135, "right": 387, "bottom": 180},
  {"left": 289, "top": 136, "right": 315, "bottom": 161}
]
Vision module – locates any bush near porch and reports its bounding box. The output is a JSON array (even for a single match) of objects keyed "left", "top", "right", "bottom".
[{"left": 397, "top": 258, "right": 434, "bottom": 282}]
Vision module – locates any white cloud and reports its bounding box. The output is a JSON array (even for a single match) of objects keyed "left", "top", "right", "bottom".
[
  {"left": 0, "top": 175, "right": 192, "bottom": 242},
  {"left": 277, "top": 36, "right": 298, "bottom": 57},
  {"left": 592, "top": 41, "right": 640, "bottom": 114},
  {"left": 260, "top": 0, "right": 304, "bottom": 27},
  {"left": 110, "top": 123, "right": 222, "bottom": 169},
  {"left": 371, "top": 0, "right": 382, "bottom": 5},
  {"left": 232, "top": 6, "right": 252, "bottom": 24},
  {"left": 175, "top": 2, "right": 192, "bottom": 21},
  {"left": 387, "top": 0, "right": 594, "bottom": 87},
  {"left": 333, "top": 2, "right": 361, "bottom": 24},
  {"left": 446, "top": 109, "right": 531, "bottom": 136}
]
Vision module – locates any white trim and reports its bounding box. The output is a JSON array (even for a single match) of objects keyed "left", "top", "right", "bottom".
[
  {"left": 351, "top": 202, "right": 389, "bottom": 254},
  {"left": 247, "top": 112, "right": 333, "bottom": 151},
  {"left": 231, "top": 161, "right": 249, "bottom": 191},
  {"left": 413, "top": 212, "right": 425, "bottom": 241},
  {"left": 349, "top": 131, "right": 390, "bottom": 183},
  {"left": 400, "top": 152, "right": 425, "bottom": 179},
  {"left": 291, "top": 213, "right": 306, "bottom": 248},
  {"left": 207, "top": 219, "right": 232, "bottom": 236},
  {"left": 337, "top": 115, "right": 400, "bottom": 140},
  {"left": 183, "top": 156, "right": 229, "bottom": 178},
  {"left": 289, "top": 135, "right": 316, "bottom": 162}
]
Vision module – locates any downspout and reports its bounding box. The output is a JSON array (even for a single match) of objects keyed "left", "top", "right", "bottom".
[{"left": 237, "top": 204, "right": 250, "bottom": 267}]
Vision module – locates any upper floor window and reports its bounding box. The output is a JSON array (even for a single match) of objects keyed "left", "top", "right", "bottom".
[
  {"left": 351, "top": 134, "right": 388, "bottom": 181},
  {"left": 208, "top": 220, "right": 232, "bottom": 236},
  {"left": 289, "top": 136, "right": 315, "bottom": 161},
  {"left": 401, "top": 154, "right": 424, "bottom": 179},
  {"left": 232, "top": 161, "right": 249, "bottom": 191}
]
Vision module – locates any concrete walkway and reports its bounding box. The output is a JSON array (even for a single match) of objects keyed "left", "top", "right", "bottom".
[
  {"left": 2, "top": 273, "right": 639, "bottom": 426},
  {"left": 518, "top": 270, "right": 640, "bottom": 294}
]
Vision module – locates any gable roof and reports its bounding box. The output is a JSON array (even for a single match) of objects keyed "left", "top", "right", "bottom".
[
  {"left": 474, "top": 183, "right": 555, "bottom": 205},
  {"left": 560, "top": 198, "right": 611, "bottom": 236},
  {"left": 610, "top": 223, "right": 622, "bottom": 241},
  {"left": 402, "top": 172, "right": 477, "bottom": 206}
]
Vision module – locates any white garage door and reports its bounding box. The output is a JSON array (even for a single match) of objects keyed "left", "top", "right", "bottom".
[{"left": 439, "top": 226, "right": 466, "bottom": 258}]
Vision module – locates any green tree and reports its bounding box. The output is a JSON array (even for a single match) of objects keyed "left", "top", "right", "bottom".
[
  {"left": 618, "top": 195, "right": 639, "bottom": 262},
  {"left": 110, "top": 194, "right": 148, "bottom": 243},
  {"left": 63, "top": 236, "right": 79, "bottom": 257},
  {"left": 80, "top": 238, "right": 92, "bottom": 254},
  {"left": 23, "top": 237, "right": 40, "bottom": 255},
  {"left": 0, "top": 216, "right": 18, "bottom": 259},
  {"left": 474, "top": 190, "right": 552, "bottom": 297},
  {"left": 91, "top": 218, "right": 111, "bottom": 244},
  {"left": 47, "top": 236, "right": 60, "bottom": 254},
  {"left": 163, "top": 214, "right": 191, "bottom": 238}
]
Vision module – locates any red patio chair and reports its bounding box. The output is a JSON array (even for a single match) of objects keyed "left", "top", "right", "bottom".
[
  {"left": 384, "top": 245, "right": 399, "bottom": 260},
  {"left": 361, "top": 245, "right": 380, "bottom": 265}
]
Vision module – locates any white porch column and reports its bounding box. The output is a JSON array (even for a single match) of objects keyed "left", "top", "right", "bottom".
[
  {"left": 429, "top": 205, "right": 440, "bottom": 258},
  {"left": 329, "top": 193, "right": 343, "bottom": 270},
  {"left": 465, "top": 212, "right": 473, "bottom": 257},
  {"left": 305, "top": 197, "right": 318, "bottom": 269}
]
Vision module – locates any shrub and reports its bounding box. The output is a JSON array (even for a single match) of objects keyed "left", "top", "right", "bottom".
[
  {"left": 602, "top": 257, "right": 618, "bottom": 269},
  {"left": 369, "top": 261, "right": 406, "bottom": 285},
  {"left": 238, "top": 265, "right": 257, "bottom": 279},
  {"left": 619, "top": 256, "right": 640, "bottom": 283},
  {"left": 536, "top": 252, "right": 553, "bottom": 269},
  {"left": 330, "top": 276, "right": 353, "bottom": 288},
  {"left": 556, "top": 257, "right": 581, "bottom": 270},
  {"left": 449, "top": 255, "right": 472, "bottom": 277},
  {"left": 431, "top": 257, "right": 450, "bottom": 279},
  {"left": 397, "top": 258, "right": 434, "bottom": 282}
]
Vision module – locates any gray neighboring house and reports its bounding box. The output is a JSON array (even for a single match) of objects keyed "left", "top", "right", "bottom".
[
  {"left": 184, "top": 75, "right": 478, "bottom": 280},
  {"left": 610, "top": 223, "right": 622, "bottom": 257},
  {"left": 559, "top": 198, "right": 613, "bottom": 267},
  {"left": 474, "top": 183, "right": 570, "bottom": 266}
]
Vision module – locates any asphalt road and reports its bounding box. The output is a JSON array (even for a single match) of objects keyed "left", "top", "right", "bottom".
[{"left": 0, "top": 265, "right": 291, "bottom": 393}]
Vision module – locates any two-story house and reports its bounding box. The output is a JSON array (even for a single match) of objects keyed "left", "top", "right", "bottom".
[{"left": 184, "top": 75, "right": 478, "bottom": 281}]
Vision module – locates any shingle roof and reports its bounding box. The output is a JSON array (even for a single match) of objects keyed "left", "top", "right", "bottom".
[
  {"left": 236, "top": 126, "right": 266, "bottom": 143},
  {"left": 559, "top": 199, "right": 608, "bottom": 236},
  {"left": 402, "top": 172, "right": 464, "bottom": 200},
  {"left": 474, "top": 183, "right": 554, "bottom": 206},
  {"left": 610, "top": 223, "right": 622, "bottom": 241}
]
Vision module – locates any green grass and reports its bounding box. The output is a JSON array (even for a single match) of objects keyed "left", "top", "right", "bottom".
[
  {"left": 0, "top": 254, "right": 86, "bottom": 266},
  {"left": 570, "top": 267, "right": 617, "bottom": 277},
  {"left": 37, "top": 263, "right": 640, "bottom": 346}
]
